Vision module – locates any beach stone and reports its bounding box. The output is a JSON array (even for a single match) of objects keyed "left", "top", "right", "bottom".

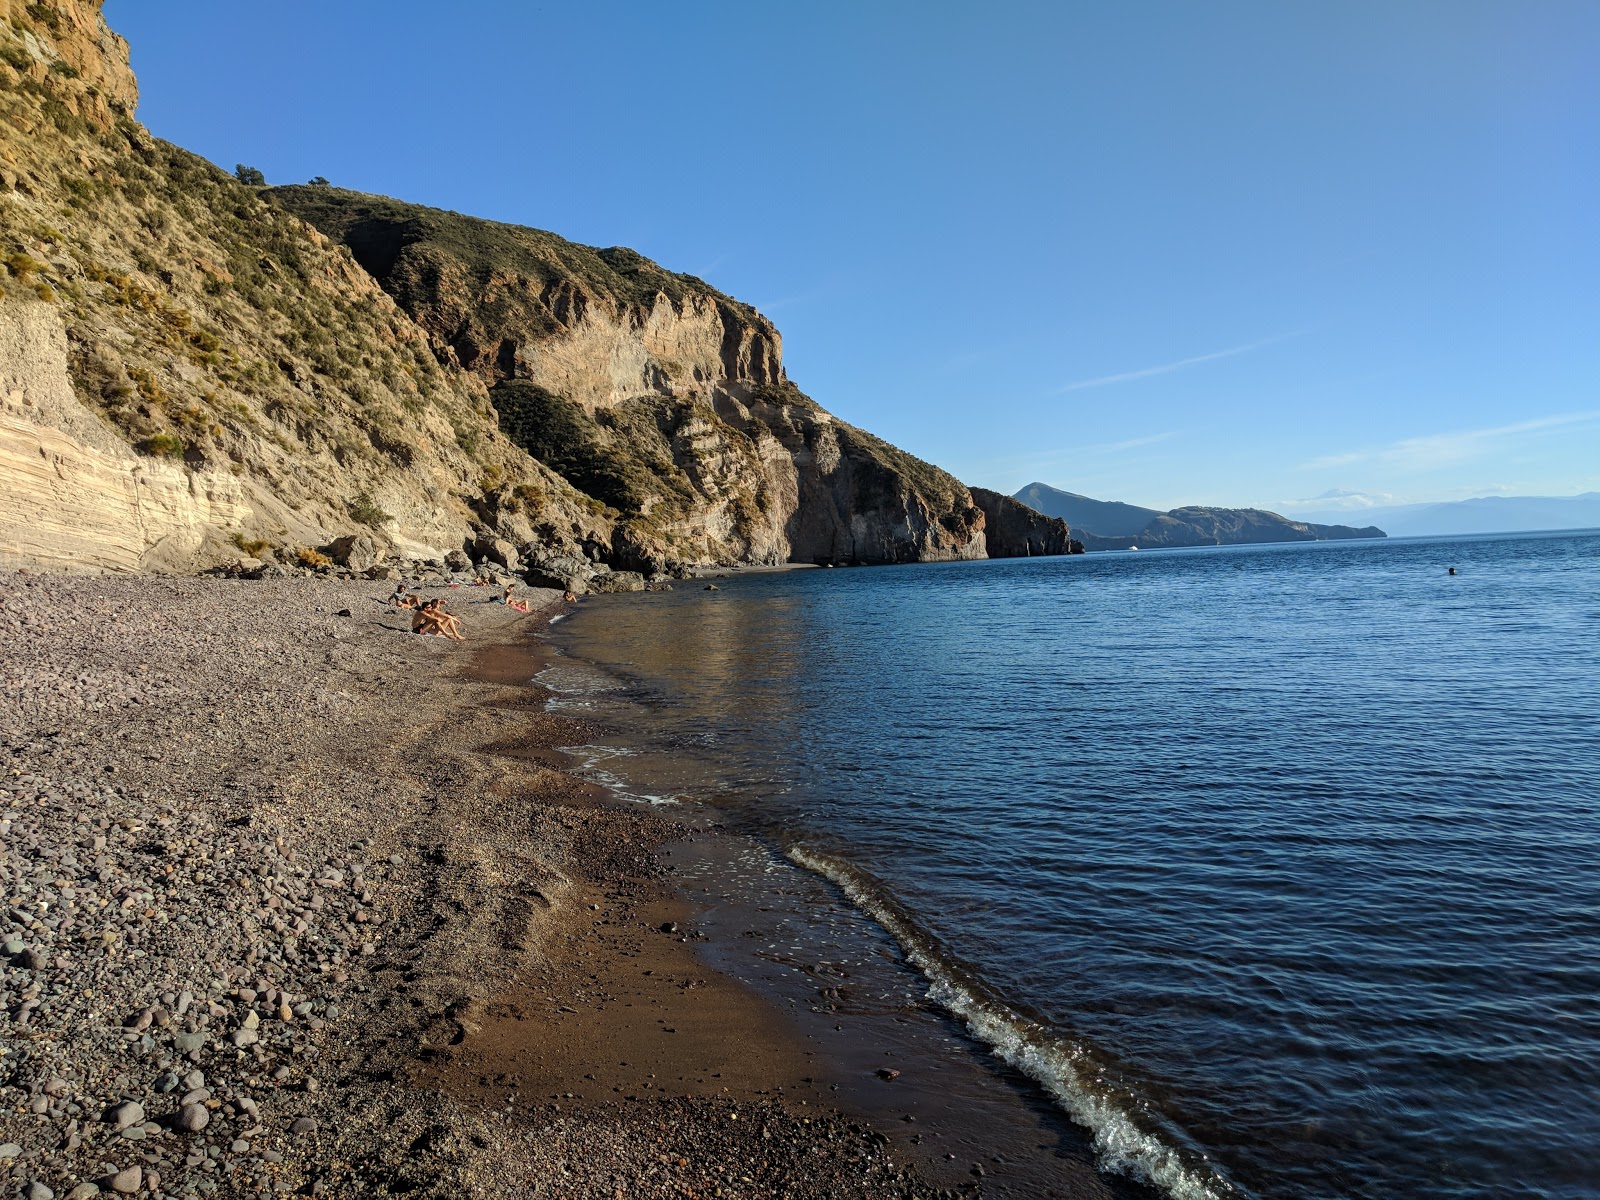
[
  {"left": 0, "top": 1142, "right": 22, "bottom": 1157},
  {"left": 65, "top": 1186, "right": 99, "bottom": 1200},
  {"left": 25, "top": 1182, "right": 54, "bottom": 1200},
  {"left": 444, "top": 549, "right": 472, "bottom": 572},
  {"left": 324, "top": 534, "right": 376, "bottom": 573},
  {"left": 172, "top": 1032, "right": 207, "bottom": 1053},
  {"left": 176, "top": 1103, "right": 210, "bottom": 1132},
  {"left": 231, "top": 1028, "right": 258, "bottom": 1048},
  {"left": 104, "top": 1165, "right": 141, "bottom": 1194},
  {"left": 588, "top": 570, "right": 645, "bottom": 594},
  {"left": 472, "top": 536, "right": 519, "bottom": 572},
  {"left": 289, "top": 1117, "right": 318, "bottom": 1136},
  {"left": 106, "top": 1101, "right": 144, "bottom": 1129},
  {"left": 242, "top": 1009, "right": 260, "bottom": 1031}
]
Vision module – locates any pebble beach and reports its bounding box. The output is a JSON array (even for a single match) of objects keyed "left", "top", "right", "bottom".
[{"left": 0, "top": 571, "right": 950, "bottom": 1200}]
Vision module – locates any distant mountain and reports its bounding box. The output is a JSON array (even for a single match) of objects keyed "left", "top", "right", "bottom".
[
  {"left": 1012, "top": 484, "right": 1385, "bottom": 550},
  {"left": 1013, "top": 483, "right": 1160, "bottom": 537},
  {"left": 1290, "top": 493, "right": 1600, "bottom": 538}
]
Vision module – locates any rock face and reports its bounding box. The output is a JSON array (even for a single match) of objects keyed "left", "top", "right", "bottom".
[
  {"left": 0, "top": 2, "right": 989, "bottom": 575},
  {"left": 269, "top": 189, "right": 986, "bottom": 569},
  {"left": 0, "top": 298, "right": 250, "bottom": 571},
  {"left": 970, "top": 488, "right": 1077, "bottom": 557}
]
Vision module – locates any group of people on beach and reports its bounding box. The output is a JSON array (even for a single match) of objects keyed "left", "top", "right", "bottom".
[{"left": 386, "top": 577, "right": 546, "bottom": 639}]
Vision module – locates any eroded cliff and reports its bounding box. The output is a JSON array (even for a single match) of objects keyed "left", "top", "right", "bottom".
[
  {"left": 269, "top": 188, "right": 986, "bottom": 568},
  {"left": 0, "top": 1, "right": 992, "bottom": 575}
]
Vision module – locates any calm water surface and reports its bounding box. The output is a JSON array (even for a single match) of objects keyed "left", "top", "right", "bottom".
[{"left": 548, "top": 531, "right": 1600, "bottom": 1200}]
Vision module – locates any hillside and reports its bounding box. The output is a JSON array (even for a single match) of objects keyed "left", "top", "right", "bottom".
[
  {"left": 1013, "top": 482, "right": 1159, "bottom": 537},
  {"left": 0, "top": 0, "right": 988, "bottom": 576},
  {"left": 1013, "top": 485, "right": 1385, "bottom": 549}
]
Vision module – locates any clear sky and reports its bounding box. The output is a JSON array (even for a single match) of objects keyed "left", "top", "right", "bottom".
[{"left": 106, "top": 0, "right": 1599, "bottom": 513}]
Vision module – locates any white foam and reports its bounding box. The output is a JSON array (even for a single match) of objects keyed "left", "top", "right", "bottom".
[
  {"left": 559, "top": 743, "right": 679, "bottom": 806},
  {"left": 788, "top": 845, "right": 1238, "bottom": 1200}
]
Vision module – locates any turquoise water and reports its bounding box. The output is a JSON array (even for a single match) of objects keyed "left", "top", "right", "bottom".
[{"left": 549, "top": 531, "right": 1600, "bottom": 1199}]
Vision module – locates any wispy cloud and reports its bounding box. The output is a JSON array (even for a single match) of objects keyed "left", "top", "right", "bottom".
[
  {"left": 1055, "top": 332, "right": 1301, "bottom": 395},
  {"left": 1278, "top": 488, "right": 1398, "bottom": 512},
  {"left": 1090, "top": 430, "right": 1181, "bottom": 453},
  {"left": 1302, "top": 411, "right": 1600, "bottom": 472}
]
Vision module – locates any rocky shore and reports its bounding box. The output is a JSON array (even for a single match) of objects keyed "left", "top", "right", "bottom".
[{"left": 0, "top": 571, "right": 950, "bottom": 1199}]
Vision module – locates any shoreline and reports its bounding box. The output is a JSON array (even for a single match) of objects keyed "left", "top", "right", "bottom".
[
  {"left": 536, "top": 600, "right": 1155, "bottom": 1200},
  {"left": 0, "top": 571, "right": 950, "bottom": 1198}
]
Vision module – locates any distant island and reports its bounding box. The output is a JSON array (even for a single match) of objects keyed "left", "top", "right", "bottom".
[
  {"left": 1287, "top": 492, "right": 1600, "bottom": 538},
  {"left": 1014, "top": 483, "right": 1386, "bottom": 550}
]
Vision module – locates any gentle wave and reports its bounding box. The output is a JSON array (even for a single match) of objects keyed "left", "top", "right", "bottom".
[
  {"left": 558, "top": 743, "right": 681, "bottom": 806},
  {"left": 788, "top": 844, "right": 1239, "bottom": 1200}
]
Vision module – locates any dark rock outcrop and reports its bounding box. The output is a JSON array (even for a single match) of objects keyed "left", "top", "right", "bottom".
[{"left": 970, "top": 489, "right": 1076, "bottom": 557}]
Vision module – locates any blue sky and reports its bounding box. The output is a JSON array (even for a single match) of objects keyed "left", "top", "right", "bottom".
[{"left": 107, "top": 0, "right": 1599, "bottom": 512}]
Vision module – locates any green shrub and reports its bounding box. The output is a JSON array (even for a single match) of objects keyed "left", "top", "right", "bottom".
[
  {"left": 491, "top": 380, "right": 645, "bottom": 513},
  {"left": 348, "top": 491, "right": 391, "bottom": 527},
  {"left": 135, "top": 433, "right": 184, "bottom": 458},
  {"left": 4, "top": 252, "right": 45, "bottom": 280}
]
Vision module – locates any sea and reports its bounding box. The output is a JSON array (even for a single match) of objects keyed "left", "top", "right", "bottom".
[{"left": 541, "top": 529, "right": 1600, "bottom": 1200}]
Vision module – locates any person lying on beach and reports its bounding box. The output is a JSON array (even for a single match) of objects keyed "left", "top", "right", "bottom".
[
  {"left": 499, "top": 584, "right": 531, "bottom": 613},
  {"left": 395, "top": 591, "right": 422, "bottom": 610}
]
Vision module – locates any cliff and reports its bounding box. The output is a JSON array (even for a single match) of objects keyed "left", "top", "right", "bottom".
[
  {"left": 267, "top": 188, "right": 984, "bottom": 569},
  {"left": 970, "top": 488, "right": 1079, "bottom": 557},
  {"left": 0, "top": 2, "right": 984, "bottom": 575}
]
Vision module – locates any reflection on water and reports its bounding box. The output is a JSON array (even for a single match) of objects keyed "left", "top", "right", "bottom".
[{"left": 548, "top": 533, "right": 1600, "bottom": 1200}]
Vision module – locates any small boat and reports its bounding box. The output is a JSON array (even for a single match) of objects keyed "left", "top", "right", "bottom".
[{"left": 1128, "top": 545, "right": 1139, "bottom": 551}]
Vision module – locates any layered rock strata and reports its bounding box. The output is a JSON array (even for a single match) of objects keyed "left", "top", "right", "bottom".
[{"left": 0, "top": 0, "right": 990, "bottom": 574}]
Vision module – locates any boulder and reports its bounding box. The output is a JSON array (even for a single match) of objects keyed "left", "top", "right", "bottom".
[
  {"left": 323, "top": 533, "right": 377, "bottom": 572},
  {"left": 589, "top": 570, "right": 646, "bottom": 594},
  {"left": 472, "top": 535, "right": 519, "bottom": 572},
  {"left": 523, "top": 552, "right": 595, "bottom": 594},
  {"left": 443, "top": 549, "right": 472, "bottom": 573}
]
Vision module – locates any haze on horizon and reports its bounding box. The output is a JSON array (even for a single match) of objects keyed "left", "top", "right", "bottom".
[{"left": 108, "top": 0, "right": 1600, "bottom": 515}]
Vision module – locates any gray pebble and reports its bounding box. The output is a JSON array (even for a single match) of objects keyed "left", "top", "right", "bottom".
[
  {"left": 26, "top": 1182, "right": 54, "bottom": 1200},
  {"left": 176, "top": 1103, "right": 210, "bottom": 1132},
  {"left": 289, "top": 1116, "right": 318, "bottom": 1136},
  {"left": 106, "top": 1101, "right": 144, "bottom": 1130},
  {"left": 105, "top": 1165, "right": 141, "bottom": 1194},
  {"left": 0, "top": 1141, "right": 23, "bottom": 1157}
]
